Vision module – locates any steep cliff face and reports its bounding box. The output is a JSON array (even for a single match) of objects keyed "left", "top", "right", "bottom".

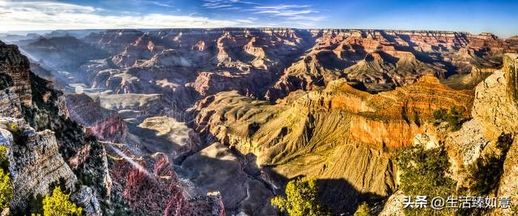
[
  {"left": 472, "top": 54, "right": 518, "bottom": 140},
  {"left": 495, "top": 54, "right": 518, "bottom": 216},
  {"left": 0, "top": 40, "right": 110, "bottom": 214},
  {"left": 0, "top": 41, "right": 32, "bottom": 107},
  {"left": 498, "top": 137, "right": 518, "bottom": 216}
]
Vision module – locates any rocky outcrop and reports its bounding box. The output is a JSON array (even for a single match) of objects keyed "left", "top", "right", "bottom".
[
  {"left": 494, "top": 54, "right": 518, "bottom": 216},
  {"left": 0, "top": 120, "right": 77, "bottom": 211},
  {"left": 378, "top": 191, "right": 405, "bottom": 216},
  {"left": 65, "top": 94, "right": 127, "bottom": 142},
  {"left": 498, "top": 138, "right": 518, "bottom": 216},
  {"left": 381, "top": 53, "right": 518, "bottom": 216},
  {"left": 0, "top": 41, "right": 32, "bottom": 107},
  {"left": 472, "top": 54, "right": 518, "bottom": 140},
  {"left": 71, "top": 186, "right": 103, "bottom": 215},
  {"left": 107, "top": 145, "right": 225, "bottom": 215}
]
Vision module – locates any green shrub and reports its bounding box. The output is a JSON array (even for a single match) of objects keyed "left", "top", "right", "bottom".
[
  {"left": 271, "top": 177, "right": 330, "bottom": 216},
  {"left": 0, "top": 145, "right": 8, "bottom": 171},
  {"left": 432, "top": 108, "right": 448, "bottom": 123},
  {"left": 354, "top": 202, "right": 370, "bottom": 216},
  {"left": 42, "top": 187, "right": 82, "bottom": 216},
  {"left": 432, "top": 107, "right": 465, "bottom": 131},
  {"left": 0, "top": 146, "right": 12, "bottom": 210},
  {"left": 0, "top": 169, "right": 13, "bottom": 210},
  {"left": 396, "top": 146, "right": 456, "bottom": 216}
]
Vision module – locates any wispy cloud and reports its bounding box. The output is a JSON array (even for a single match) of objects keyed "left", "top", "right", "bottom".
[
  {"left": 202, "top": 0, "right": 325, "bottom": 27},
  {"left": 202, "top": 0, "right": 258, "bottom": 9},
  {"left": 0, "top": 1, "right": 251, "bottom": 32},
  {"left": 251, "top": 4, "right": 325, "bottom": 22},
  {"left": 203, "top": 0, "right": 259, "bottom": 7},
  {"left": 147, "top": 1, "right": 174, "bottom": 8}
]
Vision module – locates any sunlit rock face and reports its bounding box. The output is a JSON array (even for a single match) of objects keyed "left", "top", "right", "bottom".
[
  {"left": 1, "top": 124, "right": 77, "bottom": 210},
  {"left": 472, "top": 54, "right": 518, "bottom": 139}
]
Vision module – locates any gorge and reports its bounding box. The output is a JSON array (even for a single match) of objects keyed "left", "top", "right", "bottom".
[{"left": 1, "top": 28, "right": 518, "bottom": 215}]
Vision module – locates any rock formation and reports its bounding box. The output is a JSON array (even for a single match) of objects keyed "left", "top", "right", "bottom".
[
  {"left": 1, "top": 119, "right": 77, "bottom": 211},
  {"left": 65, "top": 94, "right": 128, "bottom": 142},
  {"left": 107, "top": 144, "right": 225, "bottom": 215}
]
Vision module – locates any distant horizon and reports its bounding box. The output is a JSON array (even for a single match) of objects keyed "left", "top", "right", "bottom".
[
  {"left": 1, "top": 27, "right": 516, "bottom": 39},
  {"left": 1, "top": 0, "right": 518, "bottom": 38}
]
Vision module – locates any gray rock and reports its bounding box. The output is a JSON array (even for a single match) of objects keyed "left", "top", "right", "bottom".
[{"left": 72, "top": 186, "right": 102, "bottom": 216}]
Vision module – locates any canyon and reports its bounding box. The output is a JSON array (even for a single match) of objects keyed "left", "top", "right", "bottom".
[{"left": 1, "top": 28, "right": 518, "bottom": 215}]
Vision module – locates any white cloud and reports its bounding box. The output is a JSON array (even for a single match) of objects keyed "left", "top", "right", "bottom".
[
  {"left": 202, "top": 0, "right": 258, "bottom": 9},
  {"left": 147, "top": 1, "right": 174, "bottom": 8},
  {"left": 201, "top": 1, "right": 325, "bottom": 27},
  {"left": 0, "top": 1, "right": 251, "bottom": 32},
  {"left": 0, "top": 0, "right": 327, "bottom": 32},
  {"left": 250, "top": 4, "right": 325, "bottom": 25}
]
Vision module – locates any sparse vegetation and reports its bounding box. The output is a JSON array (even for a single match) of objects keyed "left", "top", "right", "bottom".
[
  {"left": 396, "top": 145, "right": 456, "bottom": 216},
  {"left": 0, "top": 146, "right": 12, "bottom": 210},
  {"left": 432, "top": 106, "right": 466, "bottom": 131},
  {"left": 0, "top": 168, "right": 12, "bottom": 211},
  {"left": 354, "top": 202, "right": 370, "bottom": 216},
  {"left": 271, "top": 177, "right": 330, "bottom": 216},
  {"left": 42, "top": 187, "right": 82, "bottom": 216}
]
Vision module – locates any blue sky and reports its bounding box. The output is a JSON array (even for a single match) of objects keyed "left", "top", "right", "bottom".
[{"left": 1, "top": 0, "right": 518, "bottom": 37}]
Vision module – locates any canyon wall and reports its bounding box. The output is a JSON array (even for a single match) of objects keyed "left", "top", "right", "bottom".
[{"left": 0, "top": 40, "right": 224, "bottom": 215}]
